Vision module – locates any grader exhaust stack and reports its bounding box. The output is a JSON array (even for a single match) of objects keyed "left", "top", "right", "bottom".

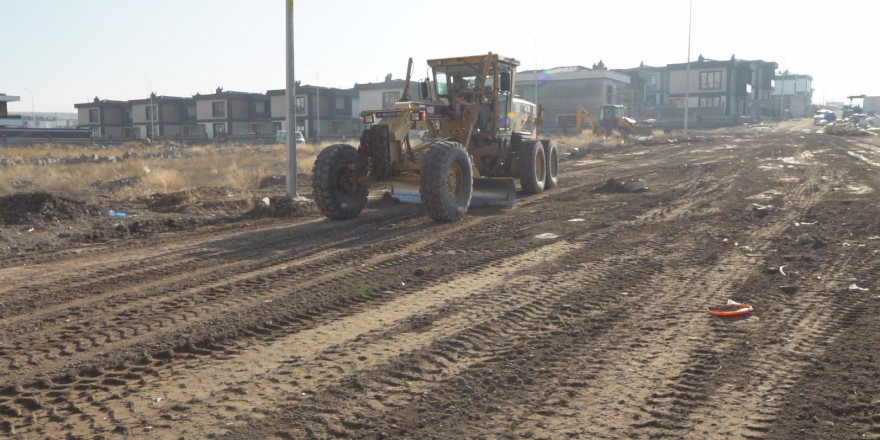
[{"left": 311, "top": 52, "right": 558, "bottom": 222}]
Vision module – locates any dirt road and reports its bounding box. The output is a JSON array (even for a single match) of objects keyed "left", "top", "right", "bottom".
[{"left": 2, "top": 127, "right": 879, "bottom": 439}]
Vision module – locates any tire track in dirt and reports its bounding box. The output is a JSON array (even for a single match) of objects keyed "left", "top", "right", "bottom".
[
  {"left": 0, "top": 196, "right": 577, "bottom": 437},
  {"left": 213, "top": 144, "right": 792, "bottom": 438}
]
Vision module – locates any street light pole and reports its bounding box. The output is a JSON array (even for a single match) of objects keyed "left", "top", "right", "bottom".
[
  {"left": 285, "top": 0, "right": 298, "bottom": 198},
  {"left": 310, "top": 64, "right": 320, "bottom": 143},
  {"left": 683, "top": 0, "right": 692, "bottom": 139},
  {"left": 24, "top": 88, "right": 36, "bottom": 128},
  {"left": 142, "top": 77, "right": 156, "bottom": 139}
]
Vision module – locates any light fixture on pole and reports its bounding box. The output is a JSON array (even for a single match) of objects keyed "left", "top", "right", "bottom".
[{"left": 24, "top": 88, "right": 36, "bottom": 128}]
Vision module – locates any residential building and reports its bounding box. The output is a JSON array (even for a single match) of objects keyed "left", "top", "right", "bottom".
[
  {"left": 663, "top": 55, "right": 778, "bottom": 127},
  {"left": 74, "top": 98, "right": 133, "bottom": 139},
  {"left": 353, "top": 75, "right": 407, "bottom": 115},
  {"left": 193, "top": 88, "right": 273, "bottom": 140},
  {"left": 269, "top": 85, "right": 360, "bottom": 141},
  {"left": 1, "top": 94, "right": 24, "bottom": 128},
  {"left": 616, "top": 63, "right": 669, "bottom": 121},
  {"left": 268, "top": 87, "right": 308, "bottom": 134},
  {"left": 130, "top": 94, "right": 198, "bottom": 139},
  {"left": 770, "top": 72, "right": 813, "bottom": 118},
  {"left": 516, "top": 62, "right": 632, "bottom": 134}
]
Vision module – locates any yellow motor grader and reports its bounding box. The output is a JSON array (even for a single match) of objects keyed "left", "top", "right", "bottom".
[{"left": 312, "top": 52, "right": 559, "bottom": 222}]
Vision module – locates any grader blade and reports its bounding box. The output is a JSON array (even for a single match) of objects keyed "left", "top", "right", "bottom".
[
  {"left": 388, "top": 178, "right": 515, "bottom": 208},
  {"left": 471, "top": 178, "right": 516, "bottom": 208},
  {"left": 388, "top": 181, "right": 421, "bottom": 204}
]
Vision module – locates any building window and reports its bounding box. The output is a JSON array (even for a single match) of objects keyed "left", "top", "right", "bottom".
[
  {"left": 336, "top": 96, "right": 346, "bottom": 111},
  {"left": 183, "top": 126, "right": 191, "bottom": 136},
  {"left": 295, "top": 96, "right": 306, "bottom": 113},
  {"left": 646, "top": 74, "right": 658, "bottom": 90},
  {"left": 212, "top": 101, "right": 226, "bottom": 117},
  {"left": 699, "top": 97, "right": 723, "bottom": 108},
  {"left": 146, "top": 105, "right": 157, "bottom": 121},
  {"left": 605, "top": 86, "right": 613, "bottom": 105},
  {"left": 88, "top": 109, "right": 99, "bottom": 122},
  {"left": 249, "top": 123, "right": 261, "bottom": 133},
  {"left": 699, "top": 71, "right": 722, "bottom": 90},
  {"left": 213, "top": 122, "right": 226, "bottom": 135},
  {"left": 382, "top": 91, "right": 400, "bottom": 109}
]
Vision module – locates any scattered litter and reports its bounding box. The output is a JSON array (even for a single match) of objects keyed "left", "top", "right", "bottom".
[
  {"left": 108, "top": 210, "right": 127, "bottom": 218},
  {"left": 262, "top": 197, "right": 271, "bottom": 206},
  {"left": 752, "top": 203, "right": 777, "bottom": 218},
  {"left": 848, "top": 284, "right": 870, "bottom": 292},
  {"left": 779, "top": 265, "right": 788, "bottom": 276},
  {"left": 27, "top": 228, "right": 34, "bottom": 233},
  {"left": 153, "top": 397, "right": 163, "bottom": 402},
  {"left": 534, "top": 233, "right": 558, "bottom": 239},
  {"left": 707, "top": 300, "right": 753, "bottom": 317},
  {"left": 739, "top": 245, "right": 753, "bottom": 251},
  {"left": 620, "top": 292, "right": 629, "bottom": 296},
  {"left": 868, "top": 236, "right": 880, "bottom": 240},
  {"left": 143, "top": 166, "right": 151, "bottom": 173},
  {"left": 794, "top": 221, "right": 817, "bottom": 226},
  {"left": 568, "top": 218, "right": 586, "bottom": 222}
]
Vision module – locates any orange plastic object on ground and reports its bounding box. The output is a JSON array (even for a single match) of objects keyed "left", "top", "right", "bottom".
[{"left": 707, "top": 301, "right": 753, "bottom": 317}]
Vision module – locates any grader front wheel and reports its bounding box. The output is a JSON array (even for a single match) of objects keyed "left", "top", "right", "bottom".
[
  {"left": 312, "top": 144, "right": 368, "bottom": 220},
  {"left": 420, "top": 141, "right": 473, "bottom": 222}
]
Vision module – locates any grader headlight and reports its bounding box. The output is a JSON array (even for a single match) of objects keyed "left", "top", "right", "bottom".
[
  {"left": 361, "top": 114, "right": 375, "bottom": 124},
  {"left": 410, "top": 111, "right": 426, "bottom": 122}
]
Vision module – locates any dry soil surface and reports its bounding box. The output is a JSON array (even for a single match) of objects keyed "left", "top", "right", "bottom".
[{"left": 2, "top": 123, "right": 880, "bottom": 439}]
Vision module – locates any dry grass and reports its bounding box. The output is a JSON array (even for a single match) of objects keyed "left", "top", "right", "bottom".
[{"left": 0, "top": 141, "right": 343, "bottom": 197}]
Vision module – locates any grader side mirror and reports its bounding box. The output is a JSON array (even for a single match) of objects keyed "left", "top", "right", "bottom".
[
  {"left": 500, "top": 71, "right": 511, "bottom": 92},
  {"left": 419, "top": 80, "right": 429, "bottom": 100}
]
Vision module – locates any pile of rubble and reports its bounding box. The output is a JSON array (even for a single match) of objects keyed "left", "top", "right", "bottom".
[{"left": 823, "top": 122, "right": 878, "bottom": 137}]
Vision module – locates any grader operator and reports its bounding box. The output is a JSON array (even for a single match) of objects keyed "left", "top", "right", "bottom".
[{"left": 312, "top": 52, "right": 559, "bottom": 222}]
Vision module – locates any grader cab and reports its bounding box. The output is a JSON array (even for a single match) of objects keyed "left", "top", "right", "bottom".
[{"left": 312, "top": 52, "right": 559, "bottom": 222}]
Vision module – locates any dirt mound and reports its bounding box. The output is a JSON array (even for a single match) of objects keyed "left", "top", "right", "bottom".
[
  {"left": 0, "top": 192, "right": 93, "bottom": 225},
  {"left": 143, "top": 187, "right": 244, "bottom": 214},
  {"left": 91, "top": 176, "right": 141, "bottom": 192},
  {"left": 245, "top": 196, "right": 315, "bottom": 218}
]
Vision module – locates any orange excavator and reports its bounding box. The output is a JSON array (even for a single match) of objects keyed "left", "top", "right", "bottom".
[{"left": 575, "top": 104, "right": 643, "bottom": 137}]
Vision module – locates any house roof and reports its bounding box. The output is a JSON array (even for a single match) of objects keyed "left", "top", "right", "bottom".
[
  {"left": 129, "top": 95, "right": 192, "bottom": 105},
  {"left": 353, "top": 79, "right": 406, "bottom": 91},
  {"left": 74, "top": 99, "right": 129, "bottom": 108}
]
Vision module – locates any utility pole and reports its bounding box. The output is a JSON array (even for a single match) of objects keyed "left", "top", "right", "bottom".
[
  {"left": 683, "top": 0, "right": 692, "bottom": 139},
  {"left": 310, "top": 64, "right": 320, "bottom": 143},
  {"left": 285, "top": 0, "right": 298, "bottom": 198},
  {"left": 24, "top": 88, "right": 36, "bottom": 128},
  {"left": 779, "top": 70, "right": 785, "bottom": 120}
]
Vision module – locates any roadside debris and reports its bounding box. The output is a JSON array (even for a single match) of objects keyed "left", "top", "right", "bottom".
[
  {"left": 108, "top": 211, "right": 127, "bottom": 218},
  {"left": 534, "top": 233, "right": 559, "bottom": 239},
  {"left": 824, "top": 122, "right": 875, "bottom": 137},
  {"left": 707, "top": 300, "right": 753, "bottom": 318},
  {"left": 848, "top": 283, "right": 869, "bottom": 292},
  {"left": 594, "top": 178, "right": 648, "bottom": 194},
  {"left": 752, "top": 203, "right": 777, "bottom": 218}
]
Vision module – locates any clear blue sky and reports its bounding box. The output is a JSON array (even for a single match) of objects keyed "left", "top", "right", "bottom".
[{"left": 1, "top": 0, "right": 876, "bottom": 113}]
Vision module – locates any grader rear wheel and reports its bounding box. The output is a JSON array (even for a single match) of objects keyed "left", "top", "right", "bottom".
[
  {"left": 518, "top": 140, "right": 546, "bottom": 195},
  {"left": 420, "top": 141, "right": 473, "bottom": 222},
  {"left": 312, "top": 144, "right": 368, "bottom": 220},
  {"left": 541, "top": 139, "right": 559, "bottom": 189}
]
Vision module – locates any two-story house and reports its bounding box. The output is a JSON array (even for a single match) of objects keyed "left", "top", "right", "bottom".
[
  {"left": 770, "top": 72, "right": 813, "bottom": 118},
  {"left": 129, "top": 94, "right": 198, "bottom": 140},
  {"left": 74, "top": 97, "right": 132, "bottom": 139},
  {"left": 664, "top": 55, "right": 779, "bottom": 126},
  {"left": 193, "top": 88, "right": 273, "bottom": 140},
  {"left": 516, "top": 62, "right": 632, "bottom": 134}
]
